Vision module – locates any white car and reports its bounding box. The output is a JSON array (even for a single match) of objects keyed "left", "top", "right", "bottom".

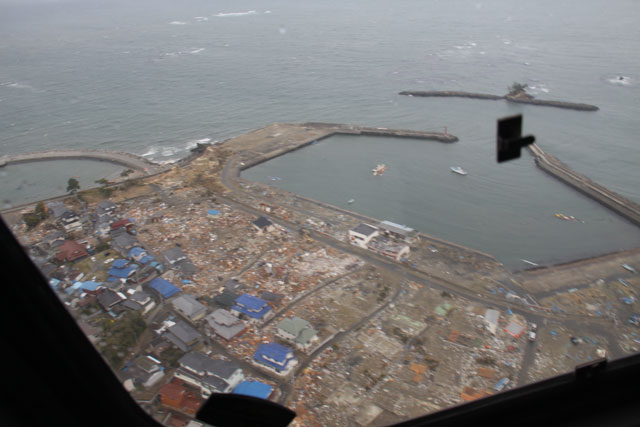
[
  {"left": 103, "top": 258, "right": 114, "bottom": 264},
  {"left": 528, "top": 331, "right": 537, "bottom": 342}
]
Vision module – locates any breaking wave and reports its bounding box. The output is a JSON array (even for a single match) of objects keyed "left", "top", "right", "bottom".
[
  {"left": 1, "top": 81, "right": 38, "bottom": 92},
  {"left": 141, "top": 138, "right": 218, "bottom": 162},
  {"left": 169, "top": 21, "right": 187, "bottom": 25},
  {"left": 606, "top": 75, "right": 632, "bottom": 86},
  {"left": 213, "top": 10, "right": 257, "bottom": 17}
]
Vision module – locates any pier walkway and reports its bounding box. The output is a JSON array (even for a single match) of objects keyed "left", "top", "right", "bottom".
[
  {"left": 0, "top": 149, "right": 168, "bottom": 175},
  {"left": 528, "top": 144, "right": 640, "bottom": 226}
]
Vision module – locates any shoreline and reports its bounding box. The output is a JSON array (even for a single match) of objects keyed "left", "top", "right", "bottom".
[
  {"left": 2, "top": 122, "right": 637, "bottom": 276},
  {"left": 399, "top": 90, "right": 599, "bottom": 111}
]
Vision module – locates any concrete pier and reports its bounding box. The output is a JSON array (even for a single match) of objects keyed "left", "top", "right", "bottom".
[{"left": 528, "top": 143, "right": 640, "bottom": 226}]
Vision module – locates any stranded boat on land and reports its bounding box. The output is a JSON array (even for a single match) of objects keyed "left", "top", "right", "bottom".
[{"left": 450, "top": 166, "right": 467, "bottom": 175}]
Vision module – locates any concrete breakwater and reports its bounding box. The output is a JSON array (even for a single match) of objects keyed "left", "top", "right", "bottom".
[
  {"left": 528, "top": 144, "right": 640, "bottom": 227},
  {"left": 399, "top": 90, "right": 503, "bottom": 100},
  {"left": 400, "top": 90, "right": 599, "bottom": 111},
  {"left": 504, "top": 96, "right": 599, "bottom": 111},
  {"left": 0, "top": 149, "right": 169, "bottom": 175},
  {"left": 235, "top": 122, "right": 458, "bottom": 172}
]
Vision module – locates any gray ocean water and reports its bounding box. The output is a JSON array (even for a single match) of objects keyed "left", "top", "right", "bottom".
[{"left": 1, "top": 0, "right": 639, "bottom": 268}]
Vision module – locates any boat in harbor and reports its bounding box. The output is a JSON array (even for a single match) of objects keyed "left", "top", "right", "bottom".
[
  {"left": 450, "top": 166, "right": 467, "bottom": 175},
  {"left": 347, "top": 199, "right": 355, "bottom": 204},
  {"left": 372, "top": 164, "right": 387, "bottom": 175},
  {"left": 555, "top": 213, "right": 576, "bottom": 221}
]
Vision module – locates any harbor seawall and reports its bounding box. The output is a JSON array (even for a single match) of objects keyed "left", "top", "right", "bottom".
[
  {"left": 528, "top": 144, "right": 640, "bottom": 227},
  {"left": 400, "top": 90, "right": 599, "bottom": 111},
  {"left": 237, "top": 123, "right": 457, "bottom": 172}
]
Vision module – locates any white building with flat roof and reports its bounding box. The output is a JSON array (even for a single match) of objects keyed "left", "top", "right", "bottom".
[{"left": 348, "top": 223, "right": 379, "bottom": 249}]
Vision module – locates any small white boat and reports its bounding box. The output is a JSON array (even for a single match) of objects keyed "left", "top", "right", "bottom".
[
  {"left": 450, "top": 166, "right": 467, "bottom": 175},
  {"left": 347, "top": 199, "right": 355, "bottom": 204}
]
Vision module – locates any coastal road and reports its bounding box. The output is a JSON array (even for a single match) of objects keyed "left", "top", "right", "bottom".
[{"left": 216, "top": 191, "right": 617, "bottom": 330}]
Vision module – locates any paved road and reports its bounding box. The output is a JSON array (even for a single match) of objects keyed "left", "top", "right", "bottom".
[
  {"left": 278, "top": 286, "right": 403, "bottom": 405},
  {"left": 219, "top": 153, "right": 625, "bottom": 398},
  {"left": 261, "top": 268, "right": 365, "bottom": 329}
]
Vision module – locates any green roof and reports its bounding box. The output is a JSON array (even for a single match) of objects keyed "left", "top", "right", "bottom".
[
  {"left": 277, "top": 317, "right": 317, "bottom": 345},
  {"left": 434, "top": 303, "right": 452, "bottom": 317}
]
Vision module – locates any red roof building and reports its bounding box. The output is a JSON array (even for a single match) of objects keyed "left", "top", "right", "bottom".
[
  {"left": 55, "top": 241, "right": 89, "bottom": 263},
  {"left": 110, "top": 218, "right": 133, "bottom": 231},
  {"left": 159, "top": 382, "right": 186, "bottom": 409}
]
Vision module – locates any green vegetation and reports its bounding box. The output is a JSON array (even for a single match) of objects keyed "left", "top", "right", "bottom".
[
  {"left": 22, "top": 202, "right": 48, "bottom": 230},
  {"left": 99, "top": 187, "right": 113, "bottom": 197},
  {"left": 22, "top": 213, "right": 42, "bottom": 230},
  {"left": 67, "top": 177, "right": 80, "bottom": 194},
  {"left": 35, "top": 202, "right": 47, "bottom": 219},
  {"left": 120, "top": 169, "right": 134, "bottom": 177},
  {"left": 507, "top": 82, "right": 528, "bottom": 96},
  {"left": 160, "top": 346, "right": 184, "bottom": 368},
  {"left": 95, "top": 178, "right": 109, "bottom": 185},
  {"left": 100, "top": 312, "right": 147, "bottom": 368},
  {"left": 95, "top": 239, "right": 110, "bottom": 253}
]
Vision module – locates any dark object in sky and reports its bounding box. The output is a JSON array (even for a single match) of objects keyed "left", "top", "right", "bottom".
[{"left": 497, "top": 114, "right": 535, "bottom": 162}]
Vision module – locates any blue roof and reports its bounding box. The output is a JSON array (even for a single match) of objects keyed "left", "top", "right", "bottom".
[
  {"left": 148, "top": 277, "right": 180, "bottom": 298},
  {"left": 128, "top": 247, "right": 146, "bottom": 258},
  {"left": 73, "top": 281, "right": 101, "bottom": 292},
  {"left": 139, "top": 255, "right": 155, "bottom": 264},
  {"left": 112, "top": 259, "right": 130, "bottom": 269},
  {"left": 254, "top": 343, "right": 295, "bottom": 370},
  {"left": 232, "top": 294, "right": 271, "bottom": 319},
  {"left": 233, "top": 381, "right": 273, "bottom": 400},
  {"left": 107, "top": 277, "right": 120, "bottom": 282},
  {"left": 235, "top": 294, "right": 268, "bottom": 311},
  {"left": 108, "top": 265, "right": 138, "bottom": 278},
  {"left": 207, "top": 209, "right": 220, "bottom": 215}
]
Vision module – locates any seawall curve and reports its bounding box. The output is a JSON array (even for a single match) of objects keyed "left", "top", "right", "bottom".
[{"left": 0, "top": 149, "right": 168, "bottom": 175}]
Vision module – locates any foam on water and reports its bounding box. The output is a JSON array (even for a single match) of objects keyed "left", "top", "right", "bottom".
[
  {"left": 169, "top": 21, "right": 187, "bottom": 25},
  {"left": 189, "top": 48, "right": 205, "bottom": 54},
  {"left": 1, "top": 81, "right": 38, "bottom": 92},
  {"left": 213, "top": 11, "right": 257, "bottom": 17},
  {"left": 194, "top": 16, "right": 209, "bottom": 22},
  {"left": 606, "top": 76, "right": 632, "bottom": 86}
]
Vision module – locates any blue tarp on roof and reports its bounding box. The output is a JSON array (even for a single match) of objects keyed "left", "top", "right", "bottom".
[
  {"left": 73, "top": 281, "right": 101, "bottom": 292},
  {"left": 148, "top": 277, "right": 180, "bottom": 298},
  {"left": 232, "top": 294, "right": 271, "bottom": 319},
  {"left": 233, "top": 381, "right": 273, "bottom": 400},
  {"left": 140, "top": 255, "right": 155, "bottom": 264},
  {"left": 112, "top": 259, "right": 129, "bottom": 269},
  {"left": 235, "top": 294, "right": 268, "bottom": 311},
  {"left": 128, "top": 247, "right": 146, "bottom": 258},
  {"left": 253, "top": 343, "right": 294, "bottom": 370},
  {"left": 207, "top": 209, "right": 220, "bottom": 216},
  {"left": 108, "top": 264, "right": 138, "bottom": 278}
]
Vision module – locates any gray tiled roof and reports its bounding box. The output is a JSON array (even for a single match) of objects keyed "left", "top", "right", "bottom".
[{"left": 178, "top": 351, "right": 240, "bottom": 381}]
